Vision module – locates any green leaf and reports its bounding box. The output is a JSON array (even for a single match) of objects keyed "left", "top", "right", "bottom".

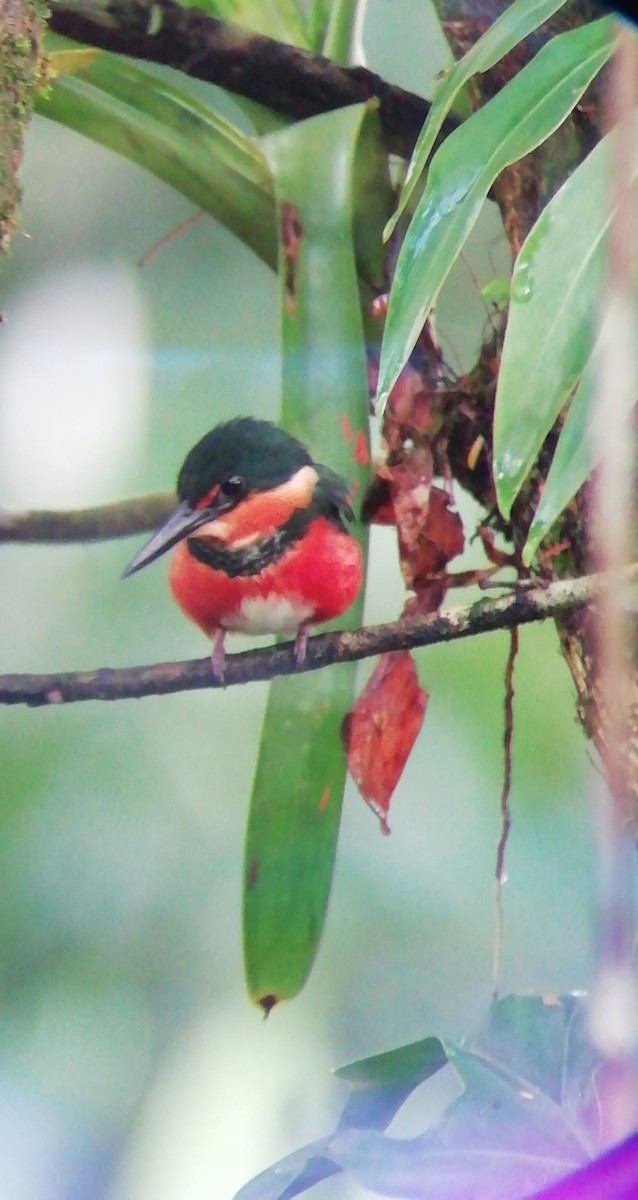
[
  {"left": 49, "top": 45, "right": 101, "bottom": 74},
  {"left": 242, "top": 104, "right": 382, "bottom": 1007},
  {"left": 522, "top": 360, "right": 595, "bottom": 563},
  {"left": 234, "top": 1138, "right": 335, "bottom": 1200},
  {"left": 181, "top": 0, "right": 311, "bottom": 47},
  {"left": 307, "top": 0, "right": 333, "bottom": 50},
  {"left": 466, "top": 993, "right": 600, "bottom": 1139},
  {"left": 375, "top": 16, "right": 616, "bottom": 414},
  {"left": 321, "top": 0, "right": 367, "bottom": 65},
  {"left": 442, "top": 1048, "right": 587, "bottom": 1163},
  {"left": 329, "top": 1007, "right": 591, "bottom": 1196},
  {"left": 481, "top": 276, "right": 511, "bottom": 309},
  {"left": 329, "top": 1128, "right": 578, "bottom": 1198},
  {"left": 335, "top": 1038, "right": 448, "bottom": 1088},
  {"left": 234, "top": 1039, "right": 447, "bottom": 1198},
  {"left": 335, "top": 1038, "right": 449, "bottom": 1138},
  {"left": 494, "top": 115, "right": 638, "bottom": 521},
  {"left": 523, "top": 296, "right": 638, "bottom": 564},
  {"left": 38, "top": 40, "right": 278, "bottom": 267},
  {"left": 237, "top": 993, "right": 605, "bottom": 1199},
  {"left": 335, "top": 1041, "right": 449, "bottom": 1151},
  {"left": 386, "top": 0, "right": 572, "bottom": 239}
]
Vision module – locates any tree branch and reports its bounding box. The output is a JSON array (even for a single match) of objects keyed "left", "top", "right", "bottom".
[
  {"left": 47, "top": 0, "right": 456, "bottom": 159},
  {"left": 0, "top": 569, "right": 627, "bottom": 707},
  {"left": 0, "top": 492, "right": 174, "bottom": 542}
]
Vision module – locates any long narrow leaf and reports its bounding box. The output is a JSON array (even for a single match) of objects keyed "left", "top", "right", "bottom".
[
  {"left": 375, "top": 16, "right": 616, "bottom": 414},
  {"left": 522, "top": 364, "right": 595, "bottom": 563},
  {"left": 322, "top": 0, "right": 368, "bottom": 65},
  {"left": 494, "top": 115, "right": 638, "bottom": 521},
  {"left": 40, "top": 40, "right": 277, "bottom": 266},
  {"left": 243, "top": 104, "right": 381, "bottom": 1007},
  {"left": 307, "top": 0, "right": 333, "bottom": 49},
  {"left": 523, "top": 311, "right": 638, "bottom": 564},
  {"left": 386, "top": 0, "right": 571, "bottom": 238},
  {"left": 182, "top": 0, "right": 311, "bottom": 47}
]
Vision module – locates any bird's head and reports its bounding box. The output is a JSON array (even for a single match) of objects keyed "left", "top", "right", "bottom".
[{"left": 123, "top": 417, "right": 316, "bottom": 577}]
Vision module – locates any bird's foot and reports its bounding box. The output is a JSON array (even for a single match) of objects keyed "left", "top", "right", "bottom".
[
  {"left": 293, "top": 623, "right": 309, "bottom": 668},
  {"left": 211, "top": 628, "right": 227, "bottom": 682}
]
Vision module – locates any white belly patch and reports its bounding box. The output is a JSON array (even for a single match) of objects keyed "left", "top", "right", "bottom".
[{"left": 225, "top": 594, "right": 314, "bottom": 635}]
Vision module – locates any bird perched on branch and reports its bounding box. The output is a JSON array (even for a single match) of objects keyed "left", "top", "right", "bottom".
[{"left": 123, "top": 417, "right": 363, "bottom": 679}]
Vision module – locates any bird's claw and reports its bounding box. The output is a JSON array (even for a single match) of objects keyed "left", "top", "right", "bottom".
[
  {"left": 293, "top": 624, "right": 309, "bottom": 667},
  {"left": 211, "top": 628, "right": 227, "bottom": 683}
]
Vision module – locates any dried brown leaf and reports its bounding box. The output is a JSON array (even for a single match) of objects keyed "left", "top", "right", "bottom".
[{"left": 343, "top": 651, "right": 428, "bottom": 832}]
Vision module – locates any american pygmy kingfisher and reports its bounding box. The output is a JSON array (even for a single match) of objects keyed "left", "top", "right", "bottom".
[{"left": 123, "top": 417, "right": 363, "bottom": 678}]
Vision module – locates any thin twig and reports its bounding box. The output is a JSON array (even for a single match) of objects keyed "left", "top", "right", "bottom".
[
  {"left": 492, "top": 624, "right": 519, "bottom": 1000},
  {"left": 0, "top": 493, "right": 175, "bottom": 543},
  {"left": 136, "top": 212, "right": 204, "bottom": 269},
  {"left": 0, "top": 569, "right": 634, "bottom": 707}
]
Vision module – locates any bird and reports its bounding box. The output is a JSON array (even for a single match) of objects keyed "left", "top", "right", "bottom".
[{"left": 123, "top": 417, "right": 363, "bottom": 680}]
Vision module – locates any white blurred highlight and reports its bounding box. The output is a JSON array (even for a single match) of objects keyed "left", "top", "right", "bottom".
[
  {"left": 0, "top": 263, "right": 149, "bottom": 506},
  {"left": 589, "top": 966, "right": 638, "bottom": 1059},
  {"left": 111, "top": 1005, "right": 334, "bottom": 1200}
]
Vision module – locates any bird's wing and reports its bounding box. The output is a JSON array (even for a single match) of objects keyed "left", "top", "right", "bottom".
[{"left": 315, "top": 465, "right": 355, "bottom": 524}]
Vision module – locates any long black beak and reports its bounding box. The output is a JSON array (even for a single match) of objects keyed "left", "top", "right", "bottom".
[{"left": 122, "top": 500, "right": 213, "bottom": 578}]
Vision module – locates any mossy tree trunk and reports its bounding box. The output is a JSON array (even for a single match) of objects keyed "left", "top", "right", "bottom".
[{"left": 0, "top": 0, "right": 47, "bottom": 254}]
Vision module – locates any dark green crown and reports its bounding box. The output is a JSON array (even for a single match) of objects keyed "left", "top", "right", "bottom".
[{"left": 177, "top": 417, "right": 313, "bottom": 505}]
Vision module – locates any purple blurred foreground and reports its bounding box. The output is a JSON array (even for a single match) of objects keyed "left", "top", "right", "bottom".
[{"left": 529, "top": 1129, "right": 638, "bottom": 1200}]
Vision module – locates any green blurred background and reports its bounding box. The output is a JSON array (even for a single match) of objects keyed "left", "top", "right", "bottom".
[{"left": 1, "top": 2, "right": 591, "bottom": 1197}]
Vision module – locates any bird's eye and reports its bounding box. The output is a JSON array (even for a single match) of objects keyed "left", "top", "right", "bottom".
[{"left": 220, "top": 474, "right": 245, "bottom": 499}]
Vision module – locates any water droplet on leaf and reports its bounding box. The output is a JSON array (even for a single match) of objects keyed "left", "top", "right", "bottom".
[{"left": 512, "top": 260, "right": 534, "bottom": 304}]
